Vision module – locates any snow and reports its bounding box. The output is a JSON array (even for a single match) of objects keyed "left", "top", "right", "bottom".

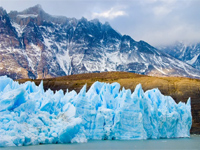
[
  {"left": 105, "top": 51, "right": 120, "bottom": 64},
  {"left": 88, "top": 34, "right": 93, "bottom": 37},
  {"left": 25, "top": 44, "right": 41, "bottom": 71},
  {"left": 140, "top": 53, "right": 147, "bottom": 61},
  {"left": 179, "top": 44, "right": 187, "bottom": 58},
  {"left": 187, "top": 54, "right": 200, "bottom": 65},
  {"left": 17, "top": 14, "right": 38, "bottom": 18},
  {"left": 72, "top": 54, "right": 84, "bottom": 66},
  {"left": 11, "top": 22, "right": 25, "bottom": 37},
  {"left": 134, "top": 46, "right": 138, "bottom": 51},
  {"left": 0, "top": 76, "right": 192, "bottom": 147},
  {"left": 56, "top": 50, "right": 71, "bottom": 75},
  {"left": 43, "top": 37, "right": 52, "bottom": 50},
  {"left": 179, "top": 61, "right": 200, "bottom": 78}
]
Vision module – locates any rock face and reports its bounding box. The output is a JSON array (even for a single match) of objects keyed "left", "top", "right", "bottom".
[
  {"left": 0, "top": 76, "right": 192, "bottom": 146},
  {"left": 1, "top": 5, "right": 200, "bottom": 79},
  {"left": 0, "top": 7, "right": 29, "bottom": 79}
]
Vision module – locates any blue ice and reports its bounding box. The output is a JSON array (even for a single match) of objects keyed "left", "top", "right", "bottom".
[{"left": 0, "top": 76, "right": 192, "bottom": 146}]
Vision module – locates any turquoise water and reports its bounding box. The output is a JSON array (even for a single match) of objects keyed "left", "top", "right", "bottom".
[{"left": 1, "top": 135, "right": 200, "bottom": 150}]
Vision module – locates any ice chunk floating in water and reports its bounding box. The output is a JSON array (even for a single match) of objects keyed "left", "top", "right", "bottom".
[{"left": 0, "top": 76, "right": 192, "bottom": 146}]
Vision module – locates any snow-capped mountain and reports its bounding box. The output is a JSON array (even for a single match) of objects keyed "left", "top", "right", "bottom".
[
  {"left": 158, "top": 42, "right": 200, "bottom": 70},
  {"left": 1, "top": 5, "right": 200, "bottom": 79}
]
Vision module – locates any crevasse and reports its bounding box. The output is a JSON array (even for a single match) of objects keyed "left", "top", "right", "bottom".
[{"left": 0, "top": 76, "right": 192, "bottom": 146}]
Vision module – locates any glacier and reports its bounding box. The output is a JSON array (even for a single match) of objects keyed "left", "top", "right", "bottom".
[{"left": 0, "top": 76, "right": 192, "bottom": 147}]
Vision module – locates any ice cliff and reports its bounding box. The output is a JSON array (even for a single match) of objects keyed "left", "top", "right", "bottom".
[{"left": 0, "top": 76, "right": 192, "bottom": 146}]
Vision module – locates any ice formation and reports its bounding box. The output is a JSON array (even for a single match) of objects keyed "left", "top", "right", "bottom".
[{"left": 0, "top": 76, "right": 192, "bottom": 147}]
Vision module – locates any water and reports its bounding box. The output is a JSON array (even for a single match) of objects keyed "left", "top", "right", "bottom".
[{"left": 1, "top": 135, "right": 200, "bottom": 150}]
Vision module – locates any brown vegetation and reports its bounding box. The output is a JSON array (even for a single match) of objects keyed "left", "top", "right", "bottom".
[{"left": 16, "top": 71, "right": 200, "bottom": 134}]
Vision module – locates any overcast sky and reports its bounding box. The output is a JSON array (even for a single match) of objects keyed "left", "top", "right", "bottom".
[{"left": 1, "top": 0, "right": 200, "bottom": 46}]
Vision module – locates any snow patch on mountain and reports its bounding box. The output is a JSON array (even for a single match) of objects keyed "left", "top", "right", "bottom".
[
  {"left": 17, "top": 14, "right": 38, "bottom": 18},
  {"left": 56, "top": 50, "right": 71, "bottom": 75},
  {"left": 187, "top": 54, "right": 200, "bottom": 65},
  {"left": 11, "top": 22, "right": 25, "bottom": 37}
]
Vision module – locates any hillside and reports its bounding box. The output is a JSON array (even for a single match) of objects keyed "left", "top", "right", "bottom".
[
  {"left": 158, "top": 42, "right": 200, "bottom": 70},
  {"left": 16, "top": 71, "right": 200, "bottom": 134}
]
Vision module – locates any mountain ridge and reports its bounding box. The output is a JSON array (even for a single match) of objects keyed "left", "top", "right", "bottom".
[
  {"left": 1, "top": 5, "right": 200, "bottom": 79},
  {"left": 158, "top": 42, "right": 200, "bottom": 70}
]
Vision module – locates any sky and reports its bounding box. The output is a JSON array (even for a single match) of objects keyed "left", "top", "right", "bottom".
[{"left": 1, "top": 0, "right": 200, "bottom": 46}]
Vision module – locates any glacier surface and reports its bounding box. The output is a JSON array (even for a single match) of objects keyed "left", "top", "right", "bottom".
[{"left": 0, "top": 76, "right": 192, "bottom": 146}]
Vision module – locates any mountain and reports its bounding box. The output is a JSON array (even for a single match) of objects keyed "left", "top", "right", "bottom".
[
  {"left": 1, "top": 5, "right": 200, "bottom": 79},
  {"left": 158, "top": 42, "right": 200, "bottom": 70}
]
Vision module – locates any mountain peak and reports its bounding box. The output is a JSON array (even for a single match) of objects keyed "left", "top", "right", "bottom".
[
  {"left": 79, "top": 17, "right": 88, "bottom": 22},
  {"left": 90, "top": 18, "right": 100, "bottom": 24},
  {"left": 0, "top": 7, "right": 7, "bottom": 16},
  {"left": 34, "top": 4, "right": 42, "bottom": 9},
  {"left": 22, "top": 4, "right": 44, "bottom": 15},
  {"left": 104, "top": 21, "right": 110, "bottom": 26},
  {"left": 0, "top": 6, "right": 4, "bottom": 12}
]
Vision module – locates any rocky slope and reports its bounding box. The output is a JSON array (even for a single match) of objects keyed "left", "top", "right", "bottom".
[
  {"left": 158, "top": 42, "right": 200, "bottom": 70},
  {"left": 1, "top": 5, "right": 200, "bottom": 79}
]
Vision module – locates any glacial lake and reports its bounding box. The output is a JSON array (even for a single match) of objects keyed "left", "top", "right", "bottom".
[{"left": 1, "top": 135, "right": 200, "bottom": 150}]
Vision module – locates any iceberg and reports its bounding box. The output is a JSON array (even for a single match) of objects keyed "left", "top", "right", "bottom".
[{"left": 0, "top": 76, "right": 192, "bottom": 146}]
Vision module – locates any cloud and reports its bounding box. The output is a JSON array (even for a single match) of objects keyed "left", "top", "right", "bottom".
[
  {"left": 92, "top": 7, "right": 127, "bottom": 19},
  {"left": 141, "top": 0, "right": 177, "bottom": 17},
  {"left": 153, "top": 6, "right": 172, "bottom": 16}
]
